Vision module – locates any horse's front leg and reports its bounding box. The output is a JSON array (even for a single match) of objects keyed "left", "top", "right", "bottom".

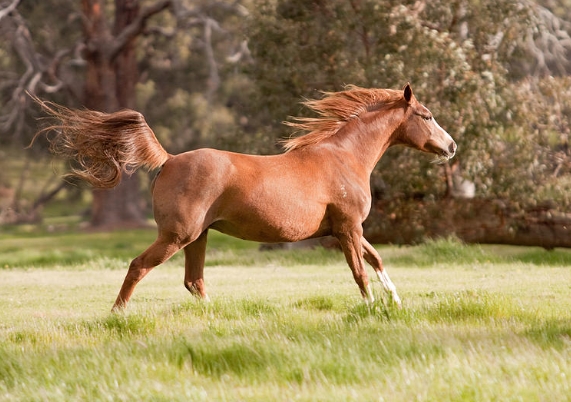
[
  {"left": 336, "top": 229, "right": 375, "bottom": 304},
  {"left": 183, "top": 230, "right": 210, "bottom": 301},
  {"left": 362, "top": 237, "right": 402, "bottom": 307}
]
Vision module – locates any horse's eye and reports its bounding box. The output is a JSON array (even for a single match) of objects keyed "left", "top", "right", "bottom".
[{"left": 422, "top": 115, "right": 432, "bottom": 121}]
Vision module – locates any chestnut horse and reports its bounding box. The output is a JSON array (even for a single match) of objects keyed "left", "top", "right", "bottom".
[{"left": 37, "top": 84, "right": 456, "bottom": 310}]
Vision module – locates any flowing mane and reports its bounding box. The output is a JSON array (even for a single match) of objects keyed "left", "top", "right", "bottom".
[{"left": 282, "top": 85, "right": 402, "bottom": 152}]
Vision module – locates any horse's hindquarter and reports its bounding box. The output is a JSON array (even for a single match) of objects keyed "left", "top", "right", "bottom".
[
  {"left": 151, "top": 150, "right": 227, "bottom": 239},
  {"left": 153, "top": 149, "right": 332, "bottom": 243}
]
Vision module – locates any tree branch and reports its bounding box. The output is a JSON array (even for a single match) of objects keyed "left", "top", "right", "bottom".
[
  {"left": 0, "top": 5, "right": 75, "bottom": 140},
  {"left": 204, "top": 18, "right": 220, "bottom": 101},
  {"left": 110, "top": 0, "right": 172, "bottom": 61},
  {"left": 0, "top": 0, "right": 20, "bottom": 22}
]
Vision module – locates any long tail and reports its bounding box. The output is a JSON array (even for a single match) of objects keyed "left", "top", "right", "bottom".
[{"left": 34, "top": 100, "right": 170, "bottom": 188}]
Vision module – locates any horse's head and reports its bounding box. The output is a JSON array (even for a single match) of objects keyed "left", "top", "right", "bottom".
[{"left": 394, "top": 84, "right": 456, "bottom": 162}]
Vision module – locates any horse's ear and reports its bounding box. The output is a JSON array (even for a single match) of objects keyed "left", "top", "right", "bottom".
[{"left": 403, "top": 83, "right": 413, "bottom": 104}]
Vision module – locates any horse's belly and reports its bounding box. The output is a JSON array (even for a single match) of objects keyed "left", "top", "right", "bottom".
[{"left": 211, "top": 202, "right": 329, "bottom": 243}]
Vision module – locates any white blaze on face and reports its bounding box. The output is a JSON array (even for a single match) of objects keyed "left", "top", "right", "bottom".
[
  {"left": 430, "top": 117, "right": 456, "bottom": 158},
  {"left": 435, "top": 118, "right": 453, "bottom": 144}
]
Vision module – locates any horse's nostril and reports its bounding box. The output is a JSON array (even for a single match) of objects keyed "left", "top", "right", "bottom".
[{"left": 449, "top": 142, "right": 457, "bottom": 155}]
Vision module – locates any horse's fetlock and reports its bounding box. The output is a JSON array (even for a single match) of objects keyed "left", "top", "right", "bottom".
[{"left": 184, "top": 280, "right": 206, "bottom": 298}]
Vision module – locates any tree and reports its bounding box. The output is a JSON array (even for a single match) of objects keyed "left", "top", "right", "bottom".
[
  {"left": 245, "top": 0, "right": 571, "bottom": 246},
  {"left": 3, "top": 0, "right": 571, "bottom": 246},
  {"left": 0, "top": 0, "right": 250, "bottom": 228},
  {"left": 80, "top": 0, "right": 170, "bottom": 228}
]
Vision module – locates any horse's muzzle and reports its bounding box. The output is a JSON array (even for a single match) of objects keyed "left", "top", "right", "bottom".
[{"left": 448, "top": 141, "right": 457, "bottom": 158}]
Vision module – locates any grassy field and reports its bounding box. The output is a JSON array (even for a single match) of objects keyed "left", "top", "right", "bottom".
[{"left": 1, "top": 230, "right": 571, "bottom": 401}]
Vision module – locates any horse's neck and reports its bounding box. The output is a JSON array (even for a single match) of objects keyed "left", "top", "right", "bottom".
[{"left": 328, "top": 108, "right": 402, "bottom": 174}]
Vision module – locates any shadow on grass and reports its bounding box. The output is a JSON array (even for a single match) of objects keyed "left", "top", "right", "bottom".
[
  {"left": 170, "top": 298, "right": 279, "bottom": 321},
  {"left": 291, "top": 295, "right": 336, "bottom": 311},
  {"left": 78, "top": 313, "right": 158, "bottom": 338},
  {"left": 387, "top": 237, "right": 571, "bottom": 268},
  {"left": 0, "top": 349, "right": 23, "bottom": 388},
  {"left": 174, "top": 340, "right": 279, "bottom": 378},
  {"left": 523, "top": 318, "right": 571, "bottom": 349}
]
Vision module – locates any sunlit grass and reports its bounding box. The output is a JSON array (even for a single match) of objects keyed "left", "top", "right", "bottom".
[{"left": 1, "top": 232, "right": 571, "bottom": 400}]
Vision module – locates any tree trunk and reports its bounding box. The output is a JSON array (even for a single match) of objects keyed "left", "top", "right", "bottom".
[
  {"left": 81, "top": 0, "right": 146, "bottom": 229},
  {"left": 113, "top": 0, "right": 139, "bottom": 110}
]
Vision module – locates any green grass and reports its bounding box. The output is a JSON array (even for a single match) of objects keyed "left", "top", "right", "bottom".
[{"left": 1, "top": 232, "right": 571, "bottom": 400}]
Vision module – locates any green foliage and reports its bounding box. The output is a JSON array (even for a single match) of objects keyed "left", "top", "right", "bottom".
[
  {"left": 246, "top": 0, "right": 571, "bottom": 208},
  {"left": 248, "top": 0, "right": 492, "bottom": 189},
  {"left": 3, "top": 0, "right": 571, "bottom": 237},
  {"left": 132, "top": 0, "right": 254, "bottom": 153}
]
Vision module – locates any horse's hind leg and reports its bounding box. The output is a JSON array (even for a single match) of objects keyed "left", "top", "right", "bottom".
[
  {"left": 361, "top": 237, "right": 402, "bottom": 306},
  {"left": 183, "top": 230, "right": 210, "bottom": 301},
  {"left": 112, "top": 234, "right": 184, "bottom": 311}
]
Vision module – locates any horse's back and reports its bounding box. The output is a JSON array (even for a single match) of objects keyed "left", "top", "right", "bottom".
[{"left": 152, "top": 148, "right": 332, "bottom": 242}]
